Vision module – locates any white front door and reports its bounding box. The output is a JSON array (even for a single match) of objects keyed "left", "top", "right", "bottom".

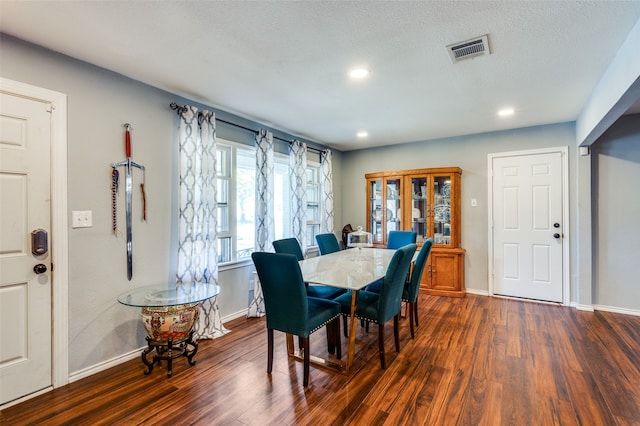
[
  {"left": 0, "top": 92, "right": 53, "bottom": 405},
  {"left": 491, "top": 150, "right": 565, "bottom": 303}
]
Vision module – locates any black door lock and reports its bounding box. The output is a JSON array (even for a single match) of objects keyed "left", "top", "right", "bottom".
[{"left": 33, "top": 264, "right": 47, "bottom": 274}]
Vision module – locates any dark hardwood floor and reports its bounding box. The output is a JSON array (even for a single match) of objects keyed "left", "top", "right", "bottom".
[{"left": 2, "top": 294, "right": 640, "bottom": 425}]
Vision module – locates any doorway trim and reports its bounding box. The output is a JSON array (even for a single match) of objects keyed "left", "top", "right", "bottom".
[
  {"left": 1, "top": 78, "right": 69, "bottom": 391},
  {"left": 487, "top": 146, "right": 570, "bottom": 305}
]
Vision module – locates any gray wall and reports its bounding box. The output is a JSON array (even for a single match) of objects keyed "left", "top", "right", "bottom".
[
  {"left": 340, "top": 124, "right": 578, "bottom": 297},
  {"left": 1, "top": 36, "right": 177, "bottom": 373},
  {"left": 592, "top": 114, "right": 640, "bottom": 310},
  {"left": 0, "top": 35, "right": 341, "bottom": 375}
]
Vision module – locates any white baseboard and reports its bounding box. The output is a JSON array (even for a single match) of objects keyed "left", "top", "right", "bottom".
[
  {"left": 575, "top": 303, "right": 595, "bottom": 312},
  {"left": 223, "top": 308, "right": 250, "bottom": 322},
  {"left": 465, "top": 288, "right": 489, "bottom": 296},
  {"left": 68, "top": 308, "right": 249, "bottom": 383},
  {"left": 593, "top": 304, "right": 640, "bottom": 317},
  {"left": 69, "top": 348, "right": 144, "bottom": 383}
]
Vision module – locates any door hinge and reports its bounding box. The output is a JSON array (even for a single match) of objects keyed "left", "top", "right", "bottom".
[{"left": 46, "top": 103, "right": 53, "bottom": 113}]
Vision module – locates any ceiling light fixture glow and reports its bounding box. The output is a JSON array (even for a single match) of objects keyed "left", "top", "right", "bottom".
[
  {"left": 357, "top": 131, "right": 368, "bottom": 138},
  {"left": 498, "top": 108, "right": 515, "bottom": 117},
  {"left": 349, "top": 68, "right": 369, "bottom": 79}
]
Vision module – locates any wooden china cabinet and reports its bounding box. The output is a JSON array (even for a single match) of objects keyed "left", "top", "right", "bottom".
[{"left": 365, "top": 167, "right": 465, "bottom": 297}]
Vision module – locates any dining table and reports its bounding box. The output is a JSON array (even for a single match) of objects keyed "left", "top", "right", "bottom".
[{"left": 297, "top": 247, "right": 400, "bottom": 375}]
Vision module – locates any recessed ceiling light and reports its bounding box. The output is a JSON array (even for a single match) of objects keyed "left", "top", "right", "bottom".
[
  {"left": 357, "top": 131, "right": 368, "bottom": 138},
  {"left": 349, "top": 68, "right": 369, "bottom": 79},
  {"left": 498, "top": 108, "right": 514, "bottom": 117}
]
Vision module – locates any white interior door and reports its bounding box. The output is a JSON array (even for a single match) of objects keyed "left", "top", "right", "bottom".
[
  {"left": 491, "top": 151, "right": 564, "bottom": 303},
  {"left": 0, "top": 92, "right": 52, "bottom": 405}
]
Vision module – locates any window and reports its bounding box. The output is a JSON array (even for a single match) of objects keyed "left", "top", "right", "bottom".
[
  {"left": 217, "top": 139, "right": 306, "bottom": 264},
  {"left": 306, "top": 163, "right": 321, "bottom": 247},
  {"left": 273, "top": 156, "right": 292, "bottom": 240},
  {"left": 216, "top": 143, "right": 253, "bottom": 263},
  {"left": 235, "top": 148, "right": 257, "bottom": 259}
]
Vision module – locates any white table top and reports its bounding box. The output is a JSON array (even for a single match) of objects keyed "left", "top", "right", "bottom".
[{"left": 299, "top": 247, "right": 397, "bottom": 290}]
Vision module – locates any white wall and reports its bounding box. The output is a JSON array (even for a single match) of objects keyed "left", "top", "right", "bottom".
[{"left": 340, "top": 123, "right": 578, "bottom": 298}]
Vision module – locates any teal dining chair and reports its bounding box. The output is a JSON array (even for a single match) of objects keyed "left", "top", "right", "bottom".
[
  {"left": 403, "top": 238, "right": 433, "bottom": 338},
  {"left": 251, "top": 252, "right": 342, "bottom": 387},
  {"left": 386, "top": 230, "right": 417, "bottom": 249},
  {"left": 363, "top": 231, "right": 416, "bottom": 294},
  {"left": 273, "top": 238, "right": 345, "bottom": 300},
  {"left": 334, "top": 243, "right": 416, "bottom": 369},
  {"left": 365, "top": 239, "right": 432, "bottom": 338},
  {"left": 315, "top": 233, "right": 341, "bottom": 255},
  {"left": 272, "top": 237, "right": 304, "bottom": 260}
]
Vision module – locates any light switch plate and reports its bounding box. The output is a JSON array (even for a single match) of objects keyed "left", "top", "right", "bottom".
[{"left": 72, "top": 210, "right": 93, "bottom": 228}]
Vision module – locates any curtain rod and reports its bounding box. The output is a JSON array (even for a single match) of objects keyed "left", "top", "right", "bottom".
[{"left": 170, "top": 102, "right": 325, "bottom": 154}]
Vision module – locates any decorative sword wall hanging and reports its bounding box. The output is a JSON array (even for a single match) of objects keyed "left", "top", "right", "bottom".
[{"left": 111, "top": 123, "right": 146, "bottom": 281}]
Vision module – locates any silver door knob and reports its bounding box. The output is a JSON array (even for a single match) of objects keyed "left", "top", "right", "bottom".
[{"left": 33, "top": 264, "right": 47, "bottom": 274}]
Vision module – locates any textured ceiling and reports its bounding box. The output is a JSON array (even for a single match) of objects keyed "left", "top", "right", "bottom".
[{"left": 1, "top": 1, "right": 639, "bottom": 151}]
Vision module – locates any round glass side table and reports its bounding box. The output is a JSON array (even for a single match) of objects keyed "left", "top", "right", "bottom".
[{"left": 117, "top": 283, "right": 220, "bottom": 377}]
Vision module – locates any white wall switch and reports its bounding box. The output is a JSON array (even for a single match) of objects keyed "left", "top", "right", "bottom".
[
  {"left": 72, "top": 210, "right": 93, "bottom": 228},
  {"left": 471, "top": 198, "right": 477, "bottom": 207}
]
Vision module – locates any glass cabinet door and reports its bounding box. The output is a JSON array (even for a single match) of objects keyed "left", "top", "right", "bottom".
[
  {"left": 385, "top": 178, "right": 402, "bottom": 236},
  {"left": 368, "top": 176, "right": 402, "bottom": 246},
  {"left": 409, "top": 176, "right": 429, "bottom": 244},
  {"left": 432, "top": 174, "right": 452, "bottom": 246},
  {"left": 369, "top": 178, "right": 383, "bottom": 244}
]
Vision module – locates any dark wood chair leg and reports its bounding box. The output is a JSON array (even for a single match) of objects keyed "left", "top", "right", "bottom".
[
  {"left": 409, "top": 303, "right": 415, "bottom": 339},
  {"left": 343, "top": 315, "right": 348, "bottom": 337},
  {"left": 267, "top": 328, "right": 274, "bottom": 374},
  {"left": 326, "top": 324, "right": 335, "bottom": 355},
  {"left": 414, "top": 299, "right": 419, "bottom": 327},
  {"left": 378, "top": 324, "right": 386, "bottom": 369},
  {"left": 394, "top": 315, "right": 400, "bottom": 352},
  {"left": 334, "top": 318, "right": 342, "bottom": 359},
  {"left": 303, "top": 337, "right": 310, "bottom": 387}
]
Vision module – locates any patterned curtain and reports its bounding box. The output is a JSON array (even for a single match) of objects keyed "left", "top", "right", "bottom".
[
  {"left": 247, "top": 129, "right": 274, "bottom": 318},
  {"left": 290, "top": 140, "right": 308, "bottom": 253},
  {"left": 176, "top": 106, "right": 228, "bottom": 339},
  {"left": 320, "top": 149, "right": 335, "bottom": 234}
]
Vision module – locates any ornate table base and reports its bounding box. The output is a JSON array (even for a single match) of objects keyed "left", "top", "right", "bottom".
[
  {"left": 140, "top": 303, "right": 200, "bottom": 377},
  {"left": 141, "top": 330, "right": 198, "bottom": 378}
]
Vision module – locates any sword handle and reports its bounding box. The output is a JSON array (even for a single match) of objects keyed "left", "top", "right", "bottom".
[{"left": 125, "top": 126, "right": 131, "bottom": 158}]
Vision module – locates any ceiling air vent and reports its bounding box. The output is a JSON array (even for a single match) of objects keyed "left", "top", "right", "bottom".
[{"left": 446, "top": 35, "right": 490, "bottom": 63}]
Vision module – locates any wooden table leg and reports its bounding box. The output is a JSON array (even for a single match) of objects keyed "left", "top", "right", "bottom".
[
  {"left": 286, "top": 333, "right": 295, "bottom": 355},
  {"left": 346, "top": 290, "right": 358, "bottom": 375}
]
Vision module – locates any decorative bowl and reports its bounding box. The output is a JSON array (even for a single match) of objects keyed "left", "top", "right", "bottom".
[{"left": 141, "top": 303, "right": 199, "bottom": 344}]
